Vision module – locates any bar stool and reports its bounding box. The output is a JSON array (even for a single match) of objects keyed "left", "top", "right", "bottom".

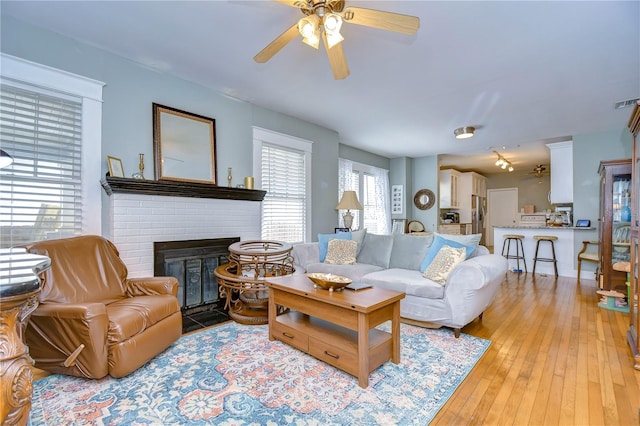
[
  {"left": 501, "top": 234, "right": 527, "bottom": 273},
  {"left": 532, "top": 235, "right": 558, "bottom": 277}
]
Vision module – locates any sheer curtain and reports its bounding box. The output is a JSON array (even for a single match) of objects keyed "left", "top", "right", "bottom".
[
  {"left": 338, "top": 158, "right": 356, "bottom": 192},
  {"left": 337, "top": 158, "right": 357, "bottom": 229},
  {"left": 338, "top": 158, "right": 391, "bottom": 234},
  {"left": 371, "top": 166, "right": 391, "bottom": 234}
]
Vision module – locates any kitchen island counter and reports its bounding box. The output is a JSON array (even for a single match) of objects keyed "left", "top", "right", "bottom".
[
  {"left": 496, "top": 226, "right": 596, "bottom": 230},
  {"left": 494, "top": 226, "right": 596, "bottom": 278}
]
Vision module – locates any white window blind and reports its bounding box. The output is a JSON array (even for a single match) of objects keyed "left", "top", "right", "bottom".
[
  {"left": 0, "top": 83, "right": 83, "bottom": 247},
  {"left": 261, "top": 143, "right": 307, "bottom": 243}
]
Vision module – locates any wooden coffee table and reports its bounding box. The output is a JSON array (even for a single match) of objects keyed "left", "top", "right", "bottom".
[{"left": 264, "top": 274, "right": 405, "bottom": 388}]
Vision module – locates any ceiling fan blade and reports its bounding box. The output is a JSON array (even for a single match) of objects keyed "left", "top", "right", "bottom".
[
  {"left": 342, "top": 7, "right": 420, "bottom": 35},
  {"left": 254, "top": 23, "right": 300, "bottom": 63},
  {"left": 273, "top": 0, "right": 303, "bottom": 8},
  {"left": 323, "top": 33, "right": 349, "bottom": 80}
]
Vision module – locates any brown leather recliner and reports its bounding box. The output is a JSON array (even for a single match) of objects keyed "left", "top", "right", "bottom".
[{"left": 24, "top": 235, "right": 182, "bottom": 379}]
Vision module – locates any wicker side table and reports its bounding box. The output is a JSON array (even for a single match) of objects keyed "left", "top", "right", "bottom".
[{"left": 215, "top": 240, "right": 293, "bottom": 325}]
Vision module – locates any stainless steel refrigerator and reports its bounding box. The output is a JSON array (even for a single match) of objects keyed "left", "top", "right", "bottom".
[{"left": 471, "top": 195, "right": 486, "bottom": 245}]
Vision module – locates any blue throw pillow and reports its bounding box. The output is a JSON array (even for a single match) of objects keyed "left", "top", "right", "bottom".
[
  {"left": 419, "top": 235, "right": 476, "bottom": 272},
  {"left": 318, "top": 232, "right": 352, "bottom": 262}
]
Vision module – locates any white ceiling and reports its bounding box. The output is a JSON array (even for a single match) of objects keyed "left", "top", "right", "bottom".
[{"left": 3, "top": 1, "right": 638, "bottom": 175}]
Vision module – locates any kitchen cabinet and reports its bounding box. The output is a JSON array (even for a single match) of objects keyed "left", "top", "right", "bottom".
[
  {"left": 598, "top": 159, "right": 632, "bottom": 290},
  {"left": 547, "top": 141, "right": 573, "bottom": 204},
  {"left": 440, "top": 169, "right": 460, "bottom": 209},
  {"left": 438, "top": 223, "right": 471, "bottom": 235},
  {"left": 458, "top": 172, "right": 487, "bottom": 223},
  {"left": 471, "top": 172, "right": 487, "bottom": 197}
]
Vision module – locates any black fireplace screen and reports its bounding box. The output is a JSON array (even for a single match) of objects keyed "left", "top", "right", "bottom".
[{"left": 154, "top": 237, "right": 239, "bottom": 314}]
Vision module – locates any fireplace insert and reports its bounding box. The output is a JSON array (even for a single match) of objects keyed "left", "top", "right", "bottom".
[{"left": 154, "top": 237, "right": 240, "bottom": 332}]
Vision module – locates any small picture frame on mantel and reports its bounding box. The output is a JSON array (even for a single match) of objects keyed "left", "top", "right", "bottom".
[{"left": 107, "top": 156, "right": 124, "bottom": 178}]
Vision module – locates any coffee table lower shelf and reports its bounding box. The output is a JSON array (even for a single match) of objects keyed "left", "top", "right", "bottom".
[{"left": 271, "top": 311, "right": 392, "bottom": 383}]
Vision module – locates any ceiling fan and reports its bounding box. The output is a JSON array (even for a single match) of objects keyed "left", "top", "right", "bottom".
[
  {"left": 253, "top": 0, "right": 420, "bottom": 80},
  {"left": 528, "top": 165, "right": 550, "bottom": 179}
]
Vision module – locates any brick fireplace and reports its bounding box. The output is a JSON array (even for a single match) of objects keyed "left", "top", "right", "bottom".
[
  {"left": 102, "top": 177, "right": 266, "bottom": 331},
  {"left": 102, "top": 177, "right": 264, "bottom": 277}
]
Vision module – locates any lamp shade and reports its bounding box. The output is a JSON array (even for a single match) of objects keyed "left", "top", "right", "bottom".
[
  {"left": 336, "top": 190, "right": 363, "bottom": 210},
  {"left": 0, "top": 149, "right": 14, "bottom": 168}
]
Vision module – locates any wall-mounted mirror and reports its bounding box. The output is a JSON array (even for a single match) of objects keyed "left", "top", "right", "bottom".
[
  {"left": 414, "top": 188, "right": 435, "bottom": 210},
  {"left": 153, "top": 103, "right": 217, "bottom": 184}
]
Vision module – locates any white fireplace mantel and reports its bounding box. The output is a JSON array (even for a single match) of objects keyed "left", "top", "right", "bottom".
[{"left": 102, "top": 177, "right": 263, "bottom": 278}]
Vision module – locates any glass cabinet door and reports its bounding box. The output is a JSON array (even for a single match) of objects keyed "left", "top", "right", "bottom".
[{"left": 612, "top": 173, "right": 632, "bottom": 264}]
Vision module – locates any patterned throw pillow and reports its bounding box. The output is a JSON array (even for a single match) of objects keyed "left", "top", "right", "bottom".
[
  {"left": 422, "top": 245, "right": 466, "bottom": 285},
  {"left": 324, "top": 239, "right": 358, "bottom": 265},
  {"left": 318, "top": 232, "right": 352, "bottom": 262},
  {"left": 419, "top": 235, "right": 476, "bottom": 272}
]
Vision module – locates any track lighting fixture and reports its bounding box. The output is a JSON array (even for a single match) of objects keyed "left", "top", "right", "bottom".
[{"left": 493, "top": 151, "right": 514, "bottom": 172}]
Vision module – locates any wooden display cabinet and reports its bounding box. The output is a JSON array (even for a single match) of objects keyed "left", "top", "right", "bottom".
[
  {"left": 627, "top": 102, "right": 639, "bottom": 369},
  {"left": 598, "top": 159, "right": 632, "bottom": 290}
]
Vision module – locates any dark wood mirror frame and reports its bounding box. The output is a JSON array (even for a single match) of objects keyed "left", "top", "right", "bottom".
[{"left": 153, "top": 103, "right": 217, "bottom": 184}]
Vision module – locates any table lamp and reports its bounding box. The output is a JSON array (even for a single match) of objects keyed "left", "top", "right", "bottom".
[{"left": 336, "top": 190, "right": 363, "bottom": 230}]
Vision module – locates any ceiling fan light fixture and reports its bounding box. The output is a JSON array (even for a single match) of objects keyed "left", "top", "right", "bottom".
[
  {"left": 324, "top": 13, "right": 342, "bottom": 32},
  {"left": 454, "top": 126, "right": 475, "bottom": 139},
  {"left": 302, "top": 33, "right": 320, "bottom": 49},
  {"left": 324, "top": 13, "right": 344, "bottom": 48},
  {"left": 298, "top": 15, "right": 320, "bottom": 49},
  {"left": 326, "top": 31, "right": 344, "bottom": 48},
  {"left": 508, "top": 166, "right": 514, "bottom": 172}
]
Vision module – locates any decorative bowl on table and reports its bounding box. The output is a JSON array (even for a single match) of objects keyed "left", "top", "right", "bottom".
[{"left": 306, "top": 273, "right": 352, "bottom": 292}]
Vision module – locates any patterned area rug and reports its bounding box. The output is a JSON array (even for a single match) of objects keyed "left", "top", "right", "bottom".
[{"left": 30, "top": 322, "right": 490, "bottom": 425}]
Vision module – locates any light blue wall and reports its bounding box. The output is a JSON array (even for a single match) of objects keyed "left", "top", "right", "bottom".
[
  {"left": 572, "top": 128, "right": 633, "bottom": 272},
  {"left": 338, "top": 144, "right": 390, "bottom": 171},
  {"left": 389, "top": 157, "right": 411, "bottom": 222},
  {"left": 411, "top": 156, "right": 439, "bottom": 232},
  {"left": 1, "top": 15, "right": 344, "bottom": 239}
]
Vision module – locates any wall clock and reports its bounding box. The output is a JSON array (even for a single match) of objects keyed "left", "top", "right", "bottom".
[{"left": 413, "top": 189, "right": 435, "bottom": 210}]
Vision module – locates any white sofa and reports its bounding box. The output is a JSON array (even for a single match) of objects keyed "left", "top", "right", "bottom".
[{"left": 291, "top": 231, "right": 508, "bottom": 337}]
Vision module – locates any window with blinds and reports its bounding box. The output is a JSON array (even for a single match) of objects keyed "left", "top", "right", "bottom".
[
  {"left": 0, "top": 83, "right": 83, "bottom": 247},
  {"left": 260, "top": 143, "right": 307, "bottom": 244},
  {"left": 339, "top": 158, "right": 391, "bottom": 235}
]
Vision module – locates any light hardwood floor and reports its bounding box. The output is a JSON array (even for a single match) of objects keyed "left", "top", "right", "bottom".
[
  {"left": 32, "top": 272, "right": 639, "bottom": 424},
  {"left": 433, "top": 271, "right": 640, "bottom": 425}
]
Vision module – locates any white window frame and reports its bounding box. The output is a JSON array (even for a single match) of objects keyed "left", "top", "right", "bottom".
[
  {"left": 0, "top": 53, "right": 105, "bottom": 235},
  {"left": 252, "top": 127, "right": 313, "bottom": 243},
  {"left": 339, "top": 159, "right": 391, "bottom": 234}
]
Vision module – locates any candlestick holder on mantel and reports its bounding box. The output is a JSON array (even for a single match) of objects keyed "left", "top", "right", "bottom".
[{"left": 132, "top": 153, "right": 145, "bottom": 179}]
